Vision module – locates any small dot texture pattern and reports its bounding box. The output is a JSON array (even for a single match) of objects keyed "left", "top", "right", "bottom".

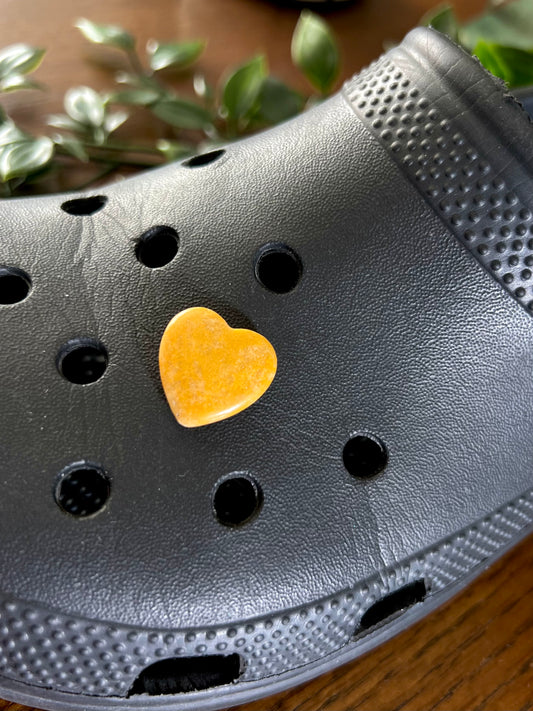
[
  {"left": 0, "top": 491, "right": 531, "bottom": 697},
  {"left": 343, "top": 50, "right": 533, "bottom": 314}
]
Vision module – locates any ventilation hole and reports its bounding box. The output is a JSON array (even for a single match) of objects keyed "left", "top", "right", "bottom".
[
  {"left": 213, "top": 475, "right": 263, "bottom": 527},
  {"left": 359, "top": 580, "right": 427, "bottom": 630},
  {"left": 61, "top": 195, "right": 107, "bottom": 216},
  {"left": 136, "top": 226, "right": 179, "bottom": 268},
  {"left": 55, "top": 463, "right": 110, "bottom": 517},
  {"left": 128, "top": 655, "right": 242, "bottom": 696},
  {"left": 184, "top": 149, "right": 225, "bottom": 168},
  {"left": 57, "top": 338, "right": 108, "bottom": 385},
  {"left": 343, "top": 434, "right": 388, "bottom": 479},
  {"left": 0, "top": 267, "right": 31, "bottom": 305},
  {"left": 254, "top": 243, "right": 302, "bottom": 293}
]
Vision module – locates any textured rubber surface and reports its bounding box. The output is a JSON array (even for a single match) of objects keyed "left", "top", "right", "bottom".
[
  {"left": 344, "top": 36, "right": 533, "bottom": 313},
  {"left": 1, "top": 26, "right": 533, "bottom": 711}
]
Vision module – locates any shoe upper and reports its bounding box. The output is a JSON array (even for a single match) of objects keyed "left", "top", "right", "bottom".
[{"left": 0, "top": 26, "right": 532, "bottom": 710}]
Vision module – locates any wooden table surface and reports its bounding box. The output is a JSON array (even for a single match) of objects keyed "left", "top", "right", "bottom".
[{"left": 2, "top": 0, "right": 533, "bottom": 710}]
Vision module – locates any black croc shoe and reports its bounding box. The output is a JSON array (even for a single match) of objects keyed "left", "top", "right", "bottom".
[{"left": 1, "top": 26, "right": 533, "bottom": 711}]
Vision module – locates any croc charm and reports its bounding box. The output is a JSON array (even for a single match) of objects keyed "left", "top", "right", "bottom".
[
  {"left": 2, "top": 26, "right": 533, "bottom": 711},
  {"left": 159, "top": 307, "right": 277, "bottom": 427}
]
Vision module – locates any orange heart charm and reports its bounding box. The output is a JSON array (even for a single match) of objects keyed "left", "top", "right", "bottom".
[{"left": 159, "top": 307, "right": 277, "bottom": 428}]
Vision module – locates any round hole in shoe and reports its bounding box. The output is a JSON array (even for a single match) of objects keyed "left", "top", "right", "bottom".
[
  {"left": 254, "top": 243, "right": 303, "bottom": 294},
  {"left": 343, "top": 434, "right": 388, "bottom": 479},
  {"left": 57, "top": 338, "right": 108, "bottom": 385},
  {"left": 136, "top": 225, "right": 179, "bottom": 269},
  {"left": 0, "top": 266, "right": 31, "bottom": 305},
  {"left": 61, "top": 195, "right": 107, "bottom": 216},
  {"left": 55, "top": 462, "right": 110, "bottom": 517},
  {"left": 213, "top": 474, "right": 263, "bottom": 527},
  {"left": 184, "top": 149, "right": 225, "bottom": 168}
]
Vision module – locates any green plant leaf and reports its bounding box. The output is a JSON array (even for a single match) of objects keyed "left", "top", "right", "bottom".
[
  {"left": 109, "top": 88, "right": 161, "bottom": 106},
  {"left": 147, "top": 40, "right": 205, "bottom": 72},
  {"left": 0, "top": 74, "right": 42, "bottom": 92},
  {"left": 0, "top": 135, "right": 53, "bottom": 181},
  {"left": 47, "top": 114, "right": 87, "bottom": 134},
  {"left": 53, "top": 134, "right": 89, "bottom": 162},
  {"left": 0, "top": 120, "right": 27, "bottom": 147},
  {"left": 115, "top": 71, "right": 137, "bottom": 85},
  {"left": 104, "top": 110, "right": 129, "bottom": 134},
  {"left": 193, "top": 73, "right": 213, "bottom": 102},
  {"left": 75, "top": 18, "right": 135, "bottom": 51},
  {"left": 291, "top": 10, "right": 339, "bottom": 94},
  {"left": 461, "top": 0, "right": 533, "bottom": 51},
  {"left": 0, "top": 44, "right": 45, "bottom": 80},
  {"left": 151, "top": 98, "right": 212, "bottom": 129},
  {"left": 221, "top": 56, "right": 267, "bottom": 122},
  {"left": 473, "top": 40, "right": 533, "bottom": 87},
  {"left": 156, "top": 139, "right": 191, "bottom": 161},
  {"left": 64, "top": 86, "right": 106, "bottom": 127},
  {"left": 256, "top": 76, "right": 304, "bottom": 124},
  {"left": 421, "top": 3, "right": 459, "bottom": 41}
]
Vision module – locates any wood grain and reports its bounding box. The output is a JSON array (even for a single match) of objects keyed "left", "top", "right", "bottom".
[{"left": 1, "top": 0, "right": 532, "bottom": 710}]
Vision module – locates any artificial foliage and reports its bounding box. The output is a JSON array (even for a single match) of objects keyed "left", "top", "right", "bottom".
[{"left": 1, "top": 2, "right": 532, "bottom": 196}]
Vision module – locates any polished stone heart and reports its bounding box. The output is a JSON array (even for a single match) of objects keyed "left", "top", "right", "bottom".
[{"left": 159, "top": 307, "right": 277, "bottom": 428}]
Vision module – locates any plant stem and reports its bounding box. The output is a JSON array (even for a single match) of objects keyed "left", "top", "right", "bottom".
[
  {"left": 86, "top": 153, "right": 159, "bottom": 167},
  {"left": 84, "top": 154, "right": 158, "bottom": 168},
  {"left": 127, "top": 48, "right": 146, "bottom": 77},
  {"left": 82, "top": 140, "right": 161, "bottom": 156},
  {"left": 55, "top": 145, "right": 159, "bottom": 168}
]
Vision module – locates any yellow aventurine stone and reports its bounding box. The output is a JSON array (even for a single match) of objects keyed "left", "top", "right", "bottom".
[{"left": 159, "top": 307, "right": 277, "bottom": 428}]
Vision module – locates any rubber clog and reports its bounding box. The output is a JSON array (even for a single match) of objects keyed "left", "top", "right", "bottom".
[{"left": 1, "top": 26, "right": 533, "bottom": 711}]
